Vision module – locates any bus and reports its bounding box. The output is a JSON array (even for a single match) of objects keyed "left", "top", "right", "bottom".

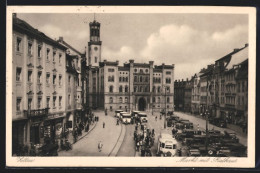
[
  {"left": 121, "top": 113, "right": 131, "bottom": 124},
  {"left": 137, "top": 112, "right": 148, "bottom": 123},
  {"left": 157, "top": 133, "right": 178, "bottom": 157},
  {"left": 115, "top": 110, "right": 124, "bottom": 118},
  {"left": 119, "top": 112, "right": 128, "bottom": 120}
]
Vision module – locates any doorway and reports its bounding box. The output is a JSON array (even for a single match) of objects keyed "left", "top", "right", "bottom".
[{"left": 138, "top": 97, "right": 146, "bottom": 111}]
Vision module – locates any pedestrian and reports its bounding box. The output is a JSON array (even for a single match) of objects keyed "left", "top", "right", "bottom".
[
  {"left": 155, "top": 116, "right": 157, "bottom": 121},
  {"left": 98, "top": 141, "right": 103, "bottom": 152},
  {"left": 103, "top": 122, "right": 105, "bottom": 128},
  {"left": 136, "top": 141, "right": 140, "bottom": 151}
]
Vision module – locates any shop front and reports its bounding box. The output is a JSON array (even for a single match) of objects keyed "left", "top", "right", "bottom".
[{"left": 12, "top": 119, "right": 28, "bottom": 155}]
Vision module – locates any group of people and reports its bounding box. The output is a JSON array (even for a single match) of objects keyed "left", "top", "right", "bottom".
[{"left": 134, "top": 123, "right": 155, "bottom": 157}]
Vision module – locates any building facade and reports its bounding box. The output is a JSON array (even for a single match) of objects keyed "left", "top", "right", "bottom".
[
  {"left": 84, "top": 19, "right": 175, "bottom": 113},
  {"left": 191, "top": 73, "right": 201, "bottom": 115},
  {"left": 174, "top": 79, "right": 186, "bottom": 111},
  {"left": 12, "top": 14, "right": 67, "bottom": 155},
  {"left": 184, "top": 78, "right": 192, "bottom": 113}
]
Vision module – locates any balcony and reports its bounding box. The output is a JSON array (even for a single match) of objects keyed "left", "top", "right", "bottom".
[
  {"left": 27, "top": 83, "right": 34, "bottom": 95},
  {"left": 24, "top": 108, "right": 49, "bottom": 118},
  {"left": 37, "top": 83, "right": 43, "bottom": 94},
  {"left": 37, "top": 58, "right": 43, "bottom": 69},
  {"left": 27, "top": 56, "right": 34, "bottom": 67}
]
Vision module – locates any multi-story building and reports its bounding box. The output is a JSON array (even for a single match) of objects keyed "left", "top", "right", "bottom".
[
  {"left": 184, "top": 78, "right": 192, "bottom": 113},
  {"left": 191, "top": 73, "right": 201, "bottom": 115},
  {"left": 12, "top": 14, "right": 67, "bottom": 154},
  {"left": 84, "top": 19, "right": 175, "bottom": 113},
  {"left": 174, "top": 79, "right": 186, "bottom": 111},
  {"left": 57, "top": 37, "right": 84, "bottom": 130}
]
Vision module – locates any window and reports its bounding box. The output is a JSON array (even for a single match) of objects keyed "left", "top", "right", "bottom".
[
  {"left": 166, "top": 86, "right": 170, "bottom": 93},
  {"left": 158, "top": 97, "right": 160, "bottom": 103},
  {"left": 59, "top": 96, "right": 62, "bottom": 107},
  {"left": 145, "top": 77, "right": 148, "bottom": 82},
  {"left": 28, "top": 98, "right": 32, "bottom": 110},
  {"left": 125, "top": 77, "right": 128, "bottom": 82},
  {"left": 166, "top": 71, "right": 171, "bottom": 75},
  {"left": 16, "top": 68, "right": 22, "bottom": 81},
  {"left": 37, "top": 45, "right": 42, "bottom": 57},
  {"left": 37, "top": 97, "right": 42, "bottom": 109},
  {"left": 125, "top": 86, "right": 128, "bottom": 92},
  {"left": 68, "top": 95, "right": 71, "bottom": 106},
  {"left": 140, "top": 76, "right": 143, "bottom": 82},
  {"left": 109, "top": 97, "right": 113, "bottom": 103},
  {"left": 242, "top": 81, "right": 245, "bottom": 92},
  {"left": 37, "top": 71, "right": 42, "bottom": 84},
  {"left": 140, "top": 69, "right": 143, "bottom": 73},
  {"left": 16, "top": 37, "right": 22, "bottom": 52},
  {"left": 153, "top": 97, "right": 155, "bottom": 103},
  {"left": 145, "top": 86, "right": 149, "bottom": 92},
  {"left": 119, "top": 86, "right": 123, "bottom": 93},
  {"left": 46, "top": 73, "right": 50, "bottom": 84},
  {"left": 119, "top": 97, "right": 122, "bottom": 103},
  {"left": 28, "top": 70, "right": 32, "bottom": 82},
  {"left": 95, "top": 57, "right": 97, "bottom": 63},
  {"left": 167, "top": 97, "right": 170, "bottom": 103},
  {"left": 46, "top": 97, "right": 50, "bottom": 108},
  {"left": 125, "top": 97, "right": 128, "bottom": 103},
  {"left": 53, "top": 96, "right": 56, "bottom": 108},
  {"left": 166, "top": 78, "right": 171, "bottom": 84},
  {"left": 46, "top": 48, "right": 50, "bottom": 60},
  {"left": 53, "top": 51, "right": 56, "bottom": 62},
  {"left": 134, "top": 86, "right": 137, "bottom": 92},
  {"left": 109, "top": 86, "right": 113, "bottom": 93},
  {"left": 139, "top": 86, "right": 143, "bottom": 92},
  {"left": 145, "top": 69, "right": 148, "bottom": 73},
  {"left": 108, "top": 75, "right": 114, "bottom": 82},
  {"left": 134, "top": 76, "right": 138, "bottom": 82},
  {"left": 59, "top": 75, "right": 62, "bottom": 86},
  {"left": 59, "top": 54, "right": 62, "bottom": 64},
  {"left": 16, "top": 98, "right": 22, "bottom": 111},
  {"left": 68, "top": 75, "right": 71, "bottom": 84},
  {"left": 53, "top": 74, "right": 56, "bottom": 84},
  {"left": 134, "top": 69, "right": 137, "bottom": 73},
  {"left": 28, "top": 42, "right": 32, "bottom": 55},
  {"left": 108, "top": 68, "right": 115, "bottom": 72},
  {"left": 157, "top": 86, "right": 161, "bottom": 93},
  {"left": 119, "top": 77, "right": 122, "bottom": 82},
  {"left": 122, "top": 77, "right": 125, "bottom": 82}
]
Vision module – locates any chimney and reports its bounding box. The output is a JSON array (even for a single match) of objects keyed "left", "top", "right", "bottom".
[{"left": 59, "top": 36, "right": 63, "bottom": 41}]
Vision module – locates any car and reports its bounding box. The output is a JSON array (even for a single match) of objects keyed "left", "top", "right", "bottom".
[
  {"left": 223, "top": 131, "right": 239, "bottom": 143},
  {"left": 188, "top": 148, "right": 201, "bottom": 157}
]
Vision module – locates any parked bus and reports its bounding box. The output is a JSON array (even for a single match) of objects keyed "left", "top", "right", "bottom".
[
  {"left": 115, "top": 110, "right": 124, "bottom": 118},
  {"left": 137, "top": 112, "right": 148, "bottom": 123},
  {"left": 119, "top": 112, "right": 128, "bottom": 120},
  {"left": 121, "top": 113, "right": 131, "bottom": 124},
  {"left": 157, "top": 133, "right": 178, "bottom": 157}
]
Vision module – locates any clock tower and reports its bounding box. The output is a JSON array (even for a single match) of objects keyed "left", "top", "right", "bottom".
[{"left": 88, "top": 19, "right": 102, "bottom": 66}]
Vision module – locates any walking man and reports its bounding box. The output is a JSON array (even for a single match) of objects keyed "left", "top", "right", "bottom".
[
  {"left": 98, "top": 141, "right": 103, "bottom": 152},
  {"left": 103, "top": 122, "right": 105, "bottom": 128}
]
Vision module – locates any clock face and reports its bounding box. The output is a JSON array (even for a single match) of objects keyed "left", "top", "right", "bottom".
[{"left": 94, "top": 47, "right": 98, "bottom": 51}]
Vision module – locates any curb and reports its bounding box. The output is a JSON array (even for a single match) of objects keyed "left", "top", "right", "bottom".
[
  {"left": 73, "top": 121, "right": 98, "bottom": 144},
  {"left": 108, "top": 123, "right": 126, "bottom": 157}
]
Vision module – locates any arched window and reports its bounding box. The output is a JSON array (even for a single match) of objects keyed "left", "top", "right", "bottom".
[
  {"left": 125, "top": 86, "right": 128, "bottom": 92},
  {"left": 134, "top": 76, "right": 137, "bottom": 82},
  {"left": 109, "top": 86, "right": 113, "bottom": 93},
  {"left": 122, "top": 77, "right": 125, "bottom": 82},
  {"left": 153, "top": 97, "right": 155, "bottom": 103},
  {"left": 140, "top": 69, "right": 143, "bottom": 73},
  {"left": 157, "top": 86, "right": 161, "bottom": 93},
  {"left": 119, "top": 97, "right": 122, "bottom": 103},
  {"left": 140, "top": 76, "right": 143, "bottom": 82},
  {"left": 125, "top": 97, "right": 128, "bottom": 103},
  {"left": 134, "top": 86, "right": 137, "bottom": 92},
  {"left": 139, "top": 86, "right": 143, "bottom": 92},
  {"left": 158, "top": 97, "right": 161, "bottom": 103},
  {"left": 119, "top": 86, "right": 123, "bottom": 92},
  {"left": 125, "top": 77, "right": 128, "bottom": 82},
  {"left": 119, "top": 77, "right": 122, "bottom": 82},
  {"left": 109, "top": 97, "right": 113, "bottom": 103}
]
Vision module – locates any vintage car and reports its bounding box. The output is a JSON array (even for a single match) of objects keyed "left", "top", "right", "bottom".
[
  {"left": 223, "top": 131, "right": 239, "bottom": 143},
  {"left": 188, "top": 148, "right": 201, "bottom": 157},
  {"left": 209, "top": 117, "right": 227, "bottom": 128}
]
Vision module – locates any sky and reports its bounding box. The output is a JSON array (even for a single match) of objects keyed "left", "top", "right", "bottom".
[{"left": 17, "top": 13, "right": 248, "bottom": 80}]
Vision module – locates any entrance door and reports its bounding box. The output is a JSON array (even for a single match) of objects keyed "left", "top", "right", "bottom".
[
  {"left": 30, "top": 125, "right": 40, "bottom": 144},
  {"left": 138, "top": 97, "right": 146, "bottom": 111}
]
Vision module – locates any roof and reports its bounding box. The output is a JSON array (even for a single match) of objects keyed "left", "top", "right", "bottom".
[
  {"left": 153, "top": 69, "right": 162, "bottom": 73},
  {"left": 13, "top": 16, "right": 67, "bottom": 50},
  {"left": 133, "top": 63, "right": 150, "bottom": 68},
  {"left": 226, "top": 46, "right": 248, "bottom": 70},
  {"left": 58, "top": 38, "right": 83, "bottom": 56},
  {"left": 236, "top": 59, "right": 248, "bottom": 80},
  {"left": 118, "top": 66, "right": 129, "bottom": 71},
  {"left": 99, "top": 60, "right": 119, "bottom": 67}
]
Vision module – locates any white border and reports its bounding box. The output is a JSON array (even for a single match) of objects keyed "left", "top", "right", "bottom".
[{"left": 6, "top": 6, "right": 256, "bottom": 167}]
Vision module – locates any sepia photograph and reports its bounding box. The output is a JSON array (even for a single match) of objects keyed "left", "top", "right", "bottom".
[{"left": 6, "top": 6, "right": 256, "bottom": 167}]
